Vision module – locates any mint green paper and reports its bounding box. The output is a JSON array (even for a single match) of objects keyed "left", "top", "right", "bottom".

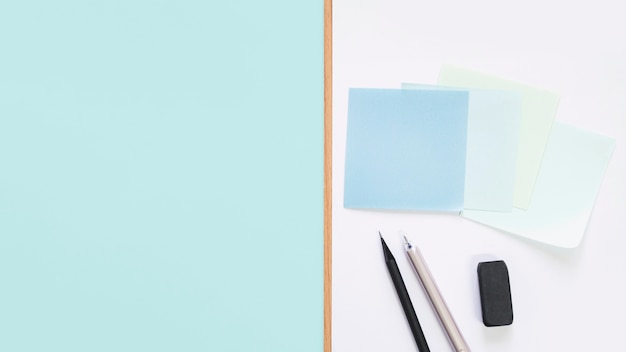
[
  {"left": 438, "top": 64, "right": 560, "bottom": 210},
  {"left": 0, "top": 2, "right": 323, "bottom": 351},
  {"left": 462, "top": 122, "right": 615, "bottom": 248},
  {"left": 402, "top": 84, "right": 521, "bottom": 212}
]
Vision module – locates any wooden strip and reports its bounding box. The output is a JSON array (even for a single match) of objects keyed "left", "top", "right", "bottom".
[{"left": 323, "top": 0, "right": 332, "bottom": 350}]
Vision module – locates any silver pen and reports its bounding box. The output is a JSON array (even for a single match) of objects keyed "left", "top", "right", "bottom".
[{"left": 403, "top": 235, "right": 471, "bottom": 352}]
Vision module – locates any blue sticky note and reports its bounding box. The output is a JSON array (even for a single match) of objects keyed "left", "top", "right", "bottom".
[{"left": 344, "top": 88, "right": 469, "bottom": 211}]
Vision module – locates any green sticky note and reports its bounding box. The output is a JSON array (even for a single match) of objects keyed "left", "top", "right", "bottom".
[
  {"left": 462, "top": 122, "right": 615, "bottom": 248},
  {"left": 438, "top": 64, "right": 560, "bottom": 210},
  {"left": 0, "top": 1, "right": 323, "bottom": 351}
]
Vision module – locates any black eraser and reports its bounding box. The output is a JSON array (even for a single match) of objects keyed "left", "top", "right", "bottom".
[{"left": 477, "top": 260, "right": 513, "bottom": 327}]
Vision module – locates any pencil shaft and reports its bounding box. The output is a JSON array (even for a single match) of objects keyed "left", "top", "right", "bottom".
[
  {"left": 381, "top": 237, "right": 430, "bottom": 352},
  {"left": 406, "top": 241, "right": 470, "bottom": 352}
]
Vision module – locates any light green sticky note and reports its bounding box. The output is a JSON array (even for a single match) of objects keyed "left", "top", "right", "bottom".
[
  {"left": 402, "top": 83, "right": 521, "bottom": 212},
  {"left": 462, "top": 122, "right": 615, "bottom": 248},
  {"left": 438, "top": 64, "right": 560, "bottom": 209}
]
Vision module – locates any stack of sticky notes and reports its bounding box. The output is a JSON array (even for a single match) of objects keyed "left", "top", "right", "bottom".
[{"left": 344, "top": 64, "right": 615, "bottom": 248}]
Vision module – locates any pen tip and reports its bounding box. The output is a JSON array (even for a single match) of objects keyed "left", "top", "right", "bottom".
[{"left": 378, "top": 231, "right": 382, "bottom": 239}]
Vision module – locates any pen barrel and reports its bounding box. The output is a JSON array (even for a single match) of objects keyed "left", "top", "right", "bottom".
[
  {"left": 407, "top": 248, "right": 471, "bottom": 352},
  {"left": 385, "top": 259, "right": 431, "bottom": 352}
]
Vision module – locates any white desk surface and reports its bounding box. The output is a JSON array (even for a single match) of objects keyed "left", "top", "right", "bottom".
[{"left": 331, "top": 1, "right": 626, "bottom": 351}]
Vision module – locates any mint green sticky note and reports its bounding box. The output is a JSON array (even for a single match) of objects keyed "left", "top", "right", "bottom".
[
  {"left": 402, "top": 83, "right": 522, "bottom": 212},
  {"left": 0, "top": 1, "right": 322, "bottom": 351},
  {"left": 462, "top": 122, "right": 615, "bottom": 248},
  {"left": 438, "top": 64, "right": 560, "bottom": 210}
]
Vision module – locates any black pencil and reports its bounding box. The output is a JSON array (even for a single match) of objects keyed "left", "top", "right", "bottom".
[{"left": 380, "top": 232, "right": 430, "bottom": 352}]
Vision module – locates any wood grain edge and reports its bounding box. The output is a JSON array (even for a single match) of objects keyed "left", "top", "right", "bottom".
[{"left": 323, "top": 0, "right": 332, "bottom": 350}]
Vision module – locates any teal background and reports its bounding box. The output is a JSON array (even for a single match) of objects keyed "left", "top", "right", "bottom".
[{"left": 0, "top": 1, "right": 323, "bottom": 351}]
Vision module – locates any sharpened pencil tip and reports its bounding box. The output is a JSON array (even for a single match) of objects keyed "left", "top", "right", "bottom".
[
  {"left": 403, "top": 235, "right": 409, "bottom": 244},
  {"left": 378, "top": 231, "right": 383, "bottom": 239}
]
